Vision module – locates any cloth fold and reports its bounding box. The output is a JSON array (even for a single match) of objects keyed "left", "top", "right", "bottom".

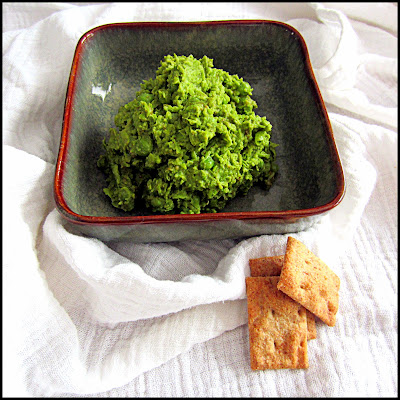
[{"left": 3, "top": 2, "right": 397, "bottom": 397}]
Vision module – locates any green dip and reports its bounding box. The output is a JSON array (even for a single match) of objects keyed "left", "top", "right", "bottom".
[{"left": 97, "top": 54, "right": 278, "bottom": 214}]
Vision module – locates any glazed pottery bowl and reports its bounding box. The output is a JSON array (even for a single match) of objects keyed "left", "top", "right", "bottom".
[{"left": 54, "top": 20, "right": 345, "bottom": 242}]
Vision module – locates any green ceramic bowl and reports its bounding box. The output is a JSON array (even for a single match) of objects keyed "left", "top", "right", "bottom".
[{"left": 54, "top": 20, "right": 345, "bottom": 242}]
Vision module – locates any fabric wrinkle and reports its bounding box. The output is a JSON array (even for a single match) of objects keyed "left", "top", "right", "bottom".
[{"left": 3, "top": 2, "right": 397, "bottom": 397}]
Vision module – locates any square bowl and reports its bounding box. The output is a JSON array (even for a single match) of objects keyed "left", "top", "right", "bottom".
[{"left": 54, "top": 20, "right": 345, "bottom": 243}]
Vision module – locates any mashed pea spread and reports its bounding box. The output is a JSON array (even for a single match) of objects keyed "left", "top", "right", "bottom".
[{"left": 98, "top": 54, "right": 278, "bottom": 214}]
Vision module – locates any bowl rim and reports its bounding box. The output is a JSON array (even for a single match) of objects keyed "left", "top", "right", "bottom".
[{"left": 54, "top": 19, "right": 345, "bottom": 226}]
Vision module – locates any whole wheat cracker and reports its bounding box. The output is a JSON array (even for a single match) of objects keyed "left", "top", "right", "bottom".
[
  {"left": 246, "top": 276, "right": 309, "bottom": 370},
  {"left": 305, "top": 310, "right": 317, "bottom": 340},
  {"left": 249, "top": 255, "right": 317, "bottom": 340},
  {"left": 249, "top": 255, "right": 284, "bottom": 277},
  {"left": 277, "top": 236, "right": 340, "bottom": 327}
]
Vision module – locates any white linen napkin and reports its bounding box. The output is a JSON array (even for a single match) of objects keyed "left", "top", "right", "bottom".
[{"left": 3, "top": 2, "right": 397, "bottom": 396}]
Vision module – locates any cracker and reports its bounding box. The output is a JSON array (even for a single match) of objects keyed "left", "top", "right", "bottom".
[
  {"left": 277, "top": 237, "right": 340, "bottom": 327},
  {"left": 249, "top": 255, "right": 284, "bottom": 277},
  {"left": 306, "top": 310, "right": 317, "bottom": 340},
  {"left": 246, "top": 276, "right": 309, "bottom": 370},
  {"left": 249, "top": 254, "right": 317, "bottom": 340}
]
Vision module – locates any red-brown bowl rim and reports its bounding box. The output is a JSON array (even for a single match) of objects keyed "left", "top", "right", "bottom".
[{"left": 54, "top": 20, "right": 345, "bottom": 226}]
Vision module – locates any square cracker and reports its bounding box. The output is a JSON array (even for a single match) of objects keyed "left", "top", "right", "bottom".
[
  {"left": 249, "top": 255, "right": 317, "bottom": 340},
  {"left": 246, "top": 276, "right": 309, "bottom": 370},
  {"left": 249, "top": 255, "right": 285, "bottom": 277},
  {"left": 305, "top": 310, "right": 317, "bottom": 340},
  {"left": 277, "top": 237, "right": 340, "bottom": 327}
]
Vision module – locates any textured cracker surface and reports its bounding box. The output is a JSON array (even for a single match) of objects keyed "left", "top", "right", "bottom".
[
  {"left": 246, "top": 276, "right": 309, "bottom": 370},
  {"left": 249, "top": 255, "right": 284, "bottom": 277},
  {"left": 306, "top": 310, "right": 317, "bottom": 340},
  {"left": 277, "top": 237, "right": 340, "bottom": 327},
  {"left": 249, "top": 254, "right": 316, "bottom": 340}
]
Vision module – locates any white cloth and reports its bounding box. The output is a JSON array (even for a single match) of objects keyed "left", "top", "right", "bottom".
[{"left": 3, "top": 2, "right": 397, "bottom": 397}]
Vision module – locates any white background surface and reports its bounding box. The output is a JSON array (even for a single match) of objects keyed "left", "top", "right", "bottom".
[{"left": 3, "top": 2, "right": 398, "bottom": 397}]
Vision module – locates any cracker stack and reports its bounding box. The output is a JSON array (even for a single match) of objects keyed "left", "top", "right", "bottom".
[{"left": 246, "top": 236, "right": 340, "bottom": 370}]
